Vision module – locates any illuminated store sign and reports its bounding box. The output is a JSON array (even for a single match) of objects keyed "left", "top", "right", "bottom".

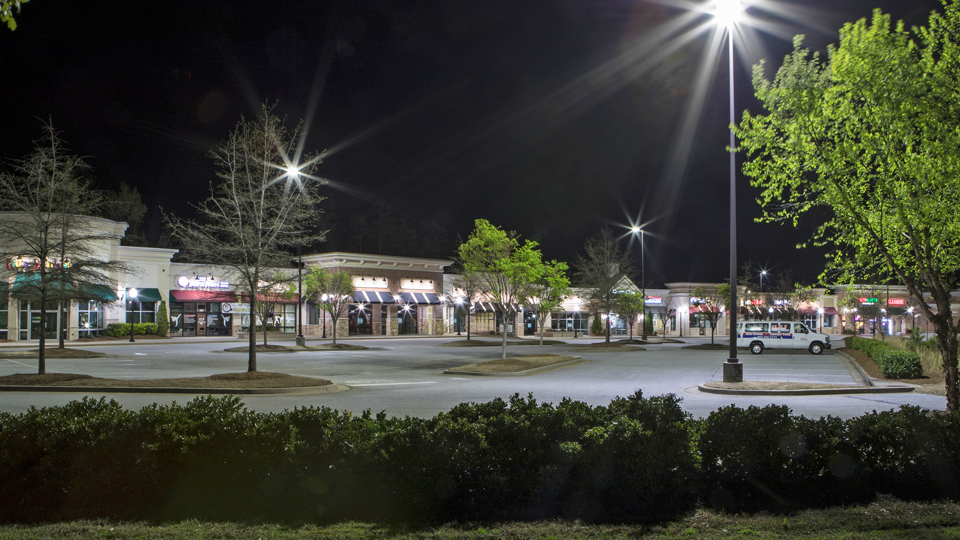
[
  {"left": 176, "top": 275, "right": 231, "bottom": 289},
  {"left": 645, "top": 296, "right": 663, "bottom": 305},
  {"left": 6, "top": 256, "right": 72, "bottom": 271},
  {"left": 887, "top": 298, "right": 905, "bottom": 306},
  {"left": 859, "top": 298, "right": 878, "bottom": 305}
]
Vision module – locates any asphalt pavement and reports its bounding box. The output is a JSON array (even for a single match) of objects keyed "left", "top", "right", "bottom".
[{"left": 0, "top": 335, "right": 946, "bottom": 419}]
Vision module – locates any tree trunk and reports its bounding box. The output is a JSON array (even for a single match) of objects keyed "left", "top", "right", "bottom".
[
  {"left": 331, "top": 313, "right": 338, "bottom": 345},
  {"left": 58, "top": 301, "right": 66, "bottom": 348},
  {"left": 248, "top": 294, "right": 258, "bottom": 372},
  {"left": 629, "top": 321, "right": 633, "bottom": 342},
  {"left": 538, "top": 314, "right": 545, "bottom": 353},
  {"left": 933, "top": 315, "right": 959, "bottom": 412},
  {"left": 605, "top": 317, "right": 611, "bottom": 343},
  {"left": 501, "top": 310, "right": 509, "bottom": 360},
  {"left": 38, "top": 296, "right": 47, "bottom": 375},
  {"left": 467, "top": 307, "right": 471, "bottom": 341}
]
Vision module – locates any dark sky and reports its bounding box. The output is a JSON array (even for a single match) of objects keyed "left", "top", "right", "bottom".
[{"left": 1, "top": 0, "right": 944, "bottom": 287}]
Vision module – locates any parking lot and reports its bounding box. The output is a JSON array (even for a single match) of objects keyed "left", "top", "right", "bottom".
[{"left": 0, "top": 336, "right": 946, "bottom": 419}]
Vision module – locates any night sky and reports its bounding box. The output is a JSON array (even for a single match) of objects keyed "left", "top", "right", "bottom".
[{"left": 1, "top": 0, "right": 944, "bottom": 288}]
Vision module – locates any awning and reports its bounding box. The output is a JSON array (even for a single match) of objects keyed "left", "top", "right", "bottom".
[
  {"left": 11, "top": 273, "right": 119, "bottom": 302},
  {"left": 823, "top": 307, "right": 839, "bottom": 316},
  {"left": 170, "top": 290, "right": 239, "bottom": 302},
  {"left": 798, "top": 306, "right": 818, "bottom": 315},
  {"left": 353, "top": 290, "right": 397, "bottom": 304},
  {"left": 130, "top": 288, "right": 162, "bottom": 302},
  {"left": 397, "top": 292, "right": 442, "bottom": 304},
  {"left": 473, "top": 302, "right": 496, "bottom": 312}
]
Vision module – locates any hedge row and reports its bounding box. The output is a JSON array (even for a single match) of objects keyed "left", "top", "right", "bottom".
[
  {"left": 105, "top": 323, "right": 159, "bottom": 337},
  {"left": 0, "top": 395, "right": 957, "bottom": 524},
  {"left": 848, "top": 336, "right": 923, "bottom": 378}
]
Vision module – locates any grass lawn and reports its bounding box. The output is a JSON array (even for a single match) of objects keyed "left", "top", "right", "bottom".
[
  {"left": 3, "top": 497, "right": 959, "bottom": 539},
  {"left": 0, "top": 371, "right": 333, "bottom": 389},
  {"left": 445, "top": 354, "right": 581, "bottom": 374}
]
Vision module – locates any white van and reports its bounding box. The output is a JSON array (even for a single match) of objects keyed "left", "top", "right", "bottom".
[{"left": 736, "top": 321, "right": 832, "bottom": 355}]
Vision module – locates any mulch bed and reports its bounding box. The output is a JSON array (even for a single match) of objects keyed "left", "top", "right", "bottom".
[
  {"left": 0, "top": 348, "right": 107, "bottom": 358},
  {"left": 446, "top": 354, "right": 580, "bottom": 373}
]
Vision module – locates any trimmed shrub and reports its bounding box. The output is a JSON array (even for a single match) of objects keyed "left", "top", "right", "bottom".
[
  {"left": 591, "top": 316, "right": 603, "bottom": 336},
  {"left": 698, "top": 404, "right": 874, "bottom": 512},
  {"left": 105, "top": 323, "right": 158, "bottom": 337},
  {"left": 156, "top": 301, "right": 169, "bottom": 337},
  {"left": 875, "top": 349, "right": 923, "bottom": 379}
]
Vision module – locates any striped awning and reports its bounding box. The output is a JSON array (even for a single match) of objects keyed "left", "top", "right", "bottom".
[
  {"left": 397, "top": 292, "right": 442, "bottom": 304},
  {"left": 352, "top": 290, "right": 397, "bottom": 304}
]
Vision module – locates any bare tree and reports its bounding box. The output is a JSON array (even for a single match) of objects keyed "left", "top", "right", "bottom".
[
  {"left": 0, "top": 122, "right": 135, "bottom": 371},
  {"left": 250, "top": 271, "right": 295, "bottom": 346},
  {"left": 165, "top": 105, "right": 326, "bottom": 371},
  {"left": 574, "top": 228, "right": 634, "bottom": 343},
  {"left": 693, "top": 285, "right": 727, "bottom": 345}
]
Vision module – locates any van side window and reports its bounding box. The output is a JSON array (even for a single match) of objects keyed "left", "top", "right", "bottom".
[
  {"left": 745, "top": 323, "right": 766, "bottom": 332},
  {"left": 794, "top": 323, "right": 806, "bottom": 333}
]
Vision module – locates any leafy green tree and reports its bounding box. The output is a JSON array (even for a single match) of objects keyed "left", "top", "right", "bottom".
[
  {"left": 1, "top": 0, "right": 29, "bottom": 31},
  {"left": 303, "top": 267, "right": 354, "bottom": 345},
  {"left": 574, "top": 228, "right": 634, "bottom": 343},
  {"left": 737, "top": 4, "right": 960, "bottom": 410},
  {"left": 458, "top": 219, "right": 542, "bottom": 359},
  {"left": 614, "top": 291, "right": 645, "bottom": 342},
  {"left": 165, "top": 104, "right": 325, "bottom": 371},
  {"left": 528, "top": 259, "right": 571, "bottom": 352}
]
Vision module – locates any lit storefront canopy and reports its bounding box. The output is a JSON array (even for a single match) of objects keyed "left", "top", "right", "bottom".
[{"left": 11, "top": 273, "right": 119, "bottom": 302}]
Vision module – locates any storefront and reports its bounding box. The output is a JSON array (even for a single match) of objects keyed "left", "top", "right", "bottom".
[{"left": 168, "top": 290, "right": 238, "bottom": 337}]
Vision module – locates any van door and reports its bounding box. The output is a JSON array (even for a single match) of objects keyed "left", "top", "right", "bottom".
[{"left": 793, "top": 323, "right": 809, "bottom": 349}]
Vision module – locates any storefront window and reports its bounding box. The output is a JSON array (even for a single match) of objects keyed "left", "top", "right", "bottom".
[
  {"left": 126, "top": 299, "right": 156, "bottom": 324},
  {"left": 78, "top": 301, "right": 104, "bottom": 337},
  {"left": 0, "top": 283, "right": 8, "bottom": 340},
  {"left": 550, "top": 311, "right": 588, "bottom": 333},
  {"left": 399, "top": 304, "right": 417, "bottom": 335},
  {"left": 350, "top": 304, "right": 373, "bottom": 335}
]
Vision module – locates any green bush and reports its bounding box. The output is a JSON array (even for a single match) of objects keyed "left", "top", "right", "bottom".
[
  {"left": 849, "top": 336, "right": 922, "bottom": 378},
  {"left": 156, "top": 301, "right": 169, "bottom": 337},
  {"left": 591, "top": 316, "right": 603, "bottom": 336},
  {"left": 875, "top": 349, "right": 923, "bottom": 379},
  {"left": 698, "top": 404, "right": 873, "bottom": 512},
  {"left": 106, "top": 323, "right": 159, "bottom": 337},
  {"left": 2, "top": 395, "right": 958, "bottom": 523}
]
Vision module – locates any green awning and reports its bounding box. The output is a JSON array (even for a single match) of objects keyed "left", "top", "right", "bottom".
[
  {"left": 85, "top": 284, "right": 119, "bottom": 302},
  {"left": 131, "top": 288, "right": 162, "bottom": 302},
  {"left": 12, "top": 273, "right": 118, "bottom": 302}
]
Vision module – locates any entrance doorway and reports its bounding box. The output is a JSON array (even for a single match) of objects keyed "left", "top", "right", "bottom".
[
  {"left": 19, "top": 301, "right": 60, "bottom": 341},
  {"left": 523, "top": 310, "right": 536, "bottom": 336}
]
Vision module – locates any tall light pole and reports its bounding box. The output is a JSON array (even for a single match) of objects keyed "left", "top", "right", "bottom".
[
  {"left": 294, "top": 248, "right": 305, "bottom": 347},
  {"left": 127, "top": 288, "right": 138, "bottom": 343},
  {"left": 759, "top": 270, "right": 766, "bottom": 294},
  {"left": 631, "top": 226, "right": 647, "bottom": 341},
  {"left": 321, "top": 293, "right": 328, "bottom": 339},
  {"left": 713, "top": 0, "right": 745, "bottom": 383}
]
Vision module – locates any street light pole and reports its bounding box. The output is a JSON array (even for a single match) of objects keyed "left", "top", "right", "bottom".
[
  {"left": 716, "top": 0, "right": 744, "bottom": 383},
  {"left": 321, "top": 293, "right": 328, "bottom": 339},
  {"left": 127, "top": 288, "right": 138, "bottom": 343},
  {"left": 641, "top": 228, "right": 647, "bottom": 341},
  {"left": 295, "top": 248, "right": 305, "bottom": 347}
]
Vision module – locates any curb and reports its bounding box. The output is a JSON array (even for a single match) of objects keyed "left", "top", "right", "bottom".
[
  {"left": 694, "top": 384, "right": 914, "bottom": 396},
  {"left": 834, "top": 349, "right": 875, "bottom": 387},
  {"left": 0, "top": 383, "right": 350, "bottom": 395},
  {"left": 443, "top": 358, "right": 587, "bottom": 377}
]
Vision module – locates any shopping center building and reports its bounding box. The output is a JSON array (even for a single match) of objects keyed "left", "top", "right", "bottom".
[{"left": 0, "top": 213, "right": 950, "bottom": 342}]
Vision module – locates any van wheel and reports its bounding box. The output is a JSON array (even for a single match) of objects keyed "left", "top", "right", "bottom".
[
  {"left": 750, "top": 342, "right": 764, "bottom": 355},
  {"left": 809, "top": 342, "right": 824, "bottom": 355}
]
